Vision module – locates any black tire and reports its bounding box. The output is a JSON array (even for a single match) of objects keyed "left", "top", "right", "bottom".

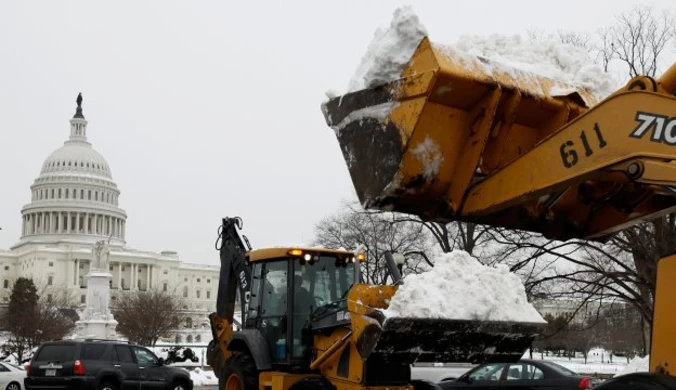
[
  {"left": 170, "top": 379, "right": 190, "bottom": 390},
  {"left": 288, "top": 376, "right": 337, "bottom": 390},
  {"left": 96, "top": 381, "right": 117, "bottom": 390},
  {"left": 5, "top": 382, "right": 21, "bottom": 390},
  {"left": 219, "top": 353, "right": 258, "bottom": 390},
  {"left": 411, "top": 379, "right": 443, "bottom": 390}
]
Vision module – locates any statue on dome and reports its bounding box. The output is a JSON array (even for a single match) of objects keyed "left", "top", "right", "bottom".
[
  {"left": 76, "top": 93, "right": 83, "bottom": 108},
  {"left": 91, "top": 239, "right": 110, "bottom": 271}
]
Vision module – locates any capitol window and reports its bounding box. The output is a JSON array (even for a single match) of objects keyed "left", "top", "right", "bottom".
[{"left": 3, "top": 280, "right": 8, "bottom": 289}]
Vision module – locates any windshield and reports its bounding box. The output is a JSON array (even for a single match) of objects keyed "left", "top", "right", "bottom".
[{"left": 294, "top": 255, "right": 355, "bottom": 313}]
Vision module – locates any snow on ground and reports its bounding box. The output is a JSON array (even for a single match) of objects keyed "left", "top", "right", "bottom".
[
  {"left": 188, "top": 367, "right": 218, "bottom": 386},
  {"left": 381, "top": 250, "right": 545, "bottom": 323},
  {"left": 614, "top": 355, "right": 650, "bottom": 377}
]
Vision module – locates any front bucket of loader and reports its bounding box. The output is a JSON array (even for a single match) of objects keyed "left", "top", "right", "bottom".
[
  {"left": 348, "top": 285, "right": 547, "bottom": 364},
  {"left": 367, "top": 317, "right": 546, "bottom": 364},
  {"left": 321, "top": 36, "right": 598, "bottom": 219}
]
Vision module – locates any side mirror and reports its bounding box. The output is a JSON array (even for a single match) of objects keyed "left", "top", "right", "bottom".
[{"left": 157, "top": 357, "right": 165, "bottom": 366}]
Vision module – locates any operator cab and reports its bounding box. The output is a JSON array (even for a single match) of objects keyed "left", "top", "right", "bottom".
[{"left": 244, "top": 247, "right": 362, "bottom": 371}]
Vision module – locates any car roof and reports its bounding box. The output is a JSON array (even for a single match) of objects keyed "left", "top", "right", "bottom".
[{"left": 42, "top": 339, "right": 133, "bottom": 345}]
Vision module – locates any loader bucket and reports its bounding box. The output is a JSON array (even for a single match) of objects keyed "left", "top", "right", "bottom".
[
  {"left": 369, "top": 317, "right": 545, "bottom": 364},
  {"left": 321, "top": 36, "right": 599, "bottom": 220},
  {"left": 347, "top": 285, "right": 547, "bottom": 364}
]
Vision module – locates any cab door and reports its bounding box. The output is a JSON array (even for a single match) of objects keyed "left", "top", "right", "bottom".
[{"left": 256, "top": 260, "right": 291, "bottom": 364}]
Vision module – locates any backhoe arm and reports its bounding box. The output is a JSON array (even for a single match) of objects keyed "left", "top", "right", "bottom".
[
  {"left": 208, "top": 217, "right": 252, "bottom": 365},
  {"left": 321, "top": 36, "right": 676, "bottom": 241}
]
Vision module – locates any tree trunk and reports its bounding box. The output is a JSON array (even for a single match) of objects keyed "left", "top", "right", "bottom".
[{"left": 642, "top": 318, "right": 651, "bottom": 354}]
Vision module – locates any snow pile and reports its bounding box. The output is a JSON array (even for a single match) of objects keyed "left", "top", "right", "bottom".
[
  {"left": 381, "top": 250, "right": 546, "bottom": 323},
  {"left": 335, "top": 6, "right": 618, "bottom": 105},
  {"left": 189, "top": 367, "right": 218, "bottom": 386},
  {"left": 347, "top": 5, "right": 427, "bottom": 93},
  {"left": 439, "top": 34, "right": 619, "bottom": 102},
  {"left": 614, "top": 355, "right": 650, "bottom": 377}
]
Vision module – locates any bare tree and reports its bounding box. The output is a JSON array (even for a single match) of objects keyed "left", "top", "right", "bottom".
[
  {"left": 312, "top": 201, "right": 436, "bottom": 284},
  {"left": 0, "top": 279, "right": 76, "bottom": 363},
  {"left": 112, "top": 289, "right": 186, "bottom": 347},
  {"left": 32, "top": 286, "right": 78, "bottom": 349},
  {"left": 608, "top": 6, "right": 674, "bottom": 78},
  {"left": 596, "top": 301, "right": 644, "bottom": 362}
]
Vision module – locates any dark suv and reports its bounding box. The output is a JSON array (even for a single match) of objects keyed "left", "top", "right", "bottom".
[{"left": 24, "top": 339, "right": 193, "bottom": 390}]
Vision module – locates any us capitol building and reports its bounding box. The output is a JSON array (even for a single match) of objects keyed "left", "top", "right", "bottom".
[{"left": 0, "top": 95, "right": 220, "bottom": 344}]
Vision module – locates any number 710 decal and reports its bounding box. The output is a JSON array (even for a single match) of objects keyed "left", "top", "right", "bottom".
[
  {"left": 630, "top": 112, "right": 676, "bottom": 145},
  {"left": 560, "top": 123, "right": 607, "bottom": 168}
]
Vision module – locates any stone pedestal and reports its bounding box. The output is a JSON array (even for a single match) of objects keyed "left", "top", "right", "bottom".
[{"left": 74, "top": 271, "right": 118, "bottom": 339}]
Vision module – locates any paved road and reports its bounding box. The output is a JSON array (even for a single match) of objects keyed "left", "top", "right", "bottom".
[{"left": 191, "top": 365, "right": 473, "bottom": 390}]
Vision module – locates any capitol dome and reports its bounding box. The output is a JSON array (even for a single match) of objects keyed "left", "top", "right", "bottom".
[
  {"left": 18, "top": 94, "right": 128, "bottom": 246},
  {"left": 40, "top": 142, "right": 112, "bottom": 179}
]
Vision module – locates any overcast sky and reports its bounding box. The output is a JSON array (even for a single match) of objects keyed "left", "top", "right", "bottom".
[{"left": 1, "top": 0, "right": 674, "bottom": 266}]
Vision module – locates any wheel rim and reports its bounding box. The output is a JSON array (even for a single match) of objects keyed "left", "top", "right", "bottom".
[
  {"left": 225, "top": 373, "right": 242, "bottom": 390},
  {"left": 173, "top": 385, "right": 184, "bottom": 390},
  {"left": 8, "top": 384, "right": 20, "bottom": 390}
]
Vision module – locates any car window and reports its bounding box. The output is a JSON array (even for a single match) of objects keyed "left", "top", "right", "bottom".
[
  {"left": 35, "top": 344, "right": 77, "bottom": 362},
  {"left": 0, "top": 363, "right": 9, "bottom": 372},
  {"left": 132, "top": 347, "right": 158, "bottom": 365},
  {"left": 527, "top": 364, "right": 545, "bottom": 379},
  {"left": 114, "top": 346, "right": 135, "bottom": 363},
  {"left": 468, "top": 363, "right": 505, "bottom": 381},
  {"left": 506, "top": 363, "right": 545, "bottom": 380},
  {"left": 82, "top": 344, "right": 108, "bottom": 360}
]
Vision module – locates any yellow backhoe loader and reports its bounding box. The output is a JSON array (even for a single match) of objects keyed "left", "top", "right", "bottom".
[
  {"left": 206, "top": 217, "right": 544, "bottom": 390},
  {"left": 207, "top": 32, "right": 676, "bottom": 390},
  {"left": 320, "top": 36, "right": 676, "bottom": 385}
]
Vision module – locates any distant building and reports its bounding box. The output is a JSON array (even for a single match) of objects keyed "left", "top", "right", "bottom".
[
  {"left": 0, "top": 95, "right": 219, "bottom": 344},
  {"left": 531, "top": 296, "right": 610, "bottom": 324}
]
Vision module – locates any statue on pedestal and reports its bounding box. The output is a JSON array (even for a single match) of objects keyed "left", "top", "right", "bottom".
[{"left": 91, "top": 239, "right": 110, "bottom": 271}]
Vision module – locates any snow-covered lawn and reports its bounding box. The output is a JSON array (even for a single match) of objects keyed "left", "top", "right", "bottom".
[
  {"left": 524, "top": 348, "right": 643, "bottom": 376},
  {"left": 185, "top": 367, "right": 218, "bottom": 386}
]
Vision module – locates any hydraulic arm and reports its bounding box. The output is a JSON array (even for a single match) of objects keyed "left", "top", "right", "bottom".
[
  {"left": 321, "top": 35, "right": 676, "bottom": 375},
  {"left": 322, "top": 37, "right": 676, "bottom": 242},
  {"left": 208, "top": 217, "right": 252, "bottom": 364}
]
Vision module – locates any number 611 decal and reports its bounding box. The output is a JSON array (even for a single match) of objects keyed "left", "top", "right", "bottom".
[{"left": 560, "top": 123, "right": 607, "bottom": 168}]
